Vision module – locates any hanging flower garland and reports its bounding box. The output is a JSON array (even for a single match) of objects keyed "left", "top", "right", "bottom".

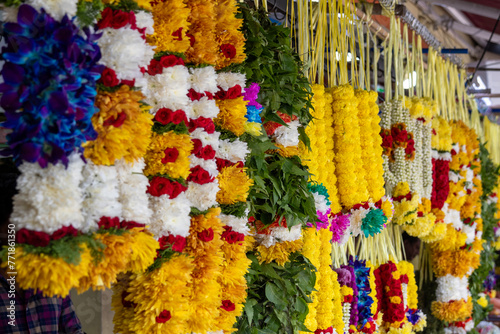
[
  {"left": 185, "top": 0, "right": 218, "bottom": 65},
  {"left": 302, "top": 228, "right": 321, "bottom": 333},
  {"left": 336, "top": 265, "right": 358, "bottom": 334},
  {"left": 148, "top": 0, "right": 191, "bottom": 54},
  {"left": 0, "top": 3, "right": 104, "bottom": 297},
  {"left": 397, "top": 261, "right": 427, "bottom": 332},
  {"left": 214, "top": 0, "right": 246, "bottom": 69},
  {"left": 349, "top": 257, "right": 375, "bottom": 333}
]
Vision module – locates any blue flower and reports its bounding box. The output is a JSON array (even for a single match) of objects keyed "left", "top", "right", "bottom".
[
  {"left": 0, "top": 4, "right": 104, "bottom": 167},
  {"left": 245, "top": 105, "right": 263, "bottom": 123},
  {"left": 406, "top": 309, "right": 420, "bottom": 325}
]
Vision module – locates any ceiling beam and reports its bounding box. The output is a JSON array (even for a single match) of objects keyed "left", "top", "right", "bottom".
[
  {"left": 439, "top": 19, "right": 500, "bottom": 44},
  {"left": 423, "top": 0, "right": 500, "bottom": 21}
]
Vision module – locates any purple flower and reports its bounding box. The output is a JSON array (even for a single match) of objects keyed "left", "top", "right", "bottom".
[{"left": 330, "top": 214, "right": 350, "bottom": 243}]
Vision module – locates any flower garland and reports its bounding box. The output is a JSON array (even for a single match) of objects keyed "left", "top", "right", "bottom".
[
  {"left": 336, "top": 265, "right": 358, "bottom": 334},
  {"left": 316, "top": 228, "right": 336, "bottom": 332},
  {"left": 185, "top": 207, "right": 225, "bottom": 333},
  {"left": 302, "top": 85, "right": 341, "bottom": 214},
  {"left": 215, "top": 0, "right": 246, "bottom": 69},
  {"left": 185, "top": 0, "right": 218, "bottom": 65},
  {"left": 397, "top": 261, "right": 427, "bottom": 332},
  {"left": 349, "top": 257, "right": 375, "bottom": 333},
  {"left": 430, "top": 121, "right": 483, "bottom": 325},
  {"left": 149, "top": 0, "right": 191, "bottom": 54},
  {"left": 302, "top": 228, "right": 321, "bottom": 333},
  {"left": 356, "top": 89, "right": 385, "bottom": 203},
  {"left": 211, "top": 72, "right": 254, "bottom": 332}
]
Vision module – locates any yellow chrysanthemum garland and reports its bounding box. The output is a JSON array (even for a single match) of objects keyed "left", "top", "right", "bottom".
[
  {"left": 333, "top": 269, "right": 345, "bottom": 334},
  {"left": 331, "top": 84, "right": 370, "bottom": 209},
  {"left": 216, "top": 164, "right": 253, "bottom": 204},
  {"left": 185, "top": 0, "right": 219, "bottom": 65},
  {"left": 183, "top": 208, "right": 225, "bottom": 333},
  {"left": 302, "top": 85, "right": 342, "bottom": 213},
  {"left": 125, "top": 254, "right": 195, "bottom": 334},
  {"left": 3, "top": 244, "right": 91, "bottom": 297},
  {"left": 149, "top": 0, "right": 191, "bottom": 54},
  {"left": 143, "top": 131, "right": 193, "bottom": 178},
  {"left": 215, "top": 97, "right": 248, "bottom": 137},
  {"left": 300, "top": 228, "right": 321, "bottom": 333},
  {"left": 256, "top": 239, "right": 304, "bottom": 266},
  {"left": 215, "top": 0, "right": 246, "bottom": 69},
  {"left": 356, "top": 89, "right": 385, "bottom": 203},
  {"left": 83, "top": 86, "right": 153, "bottom": 166}
]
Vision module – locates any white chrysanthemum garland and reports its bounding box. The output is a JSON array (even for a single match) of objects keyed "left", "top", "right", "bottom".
[{"left": 26, "top": 0, "right": 77, "bottom": 21}]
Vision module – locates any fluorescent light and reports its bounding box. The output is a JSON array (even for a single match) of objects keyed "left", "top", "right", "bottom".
[{"left": 403, "top": 71, "right": 417, "bottom": 89}]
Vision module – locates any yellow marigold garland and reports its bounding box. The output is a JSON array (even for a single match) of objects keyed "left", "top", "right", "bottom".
[
  {"left": 316, "top": 228, "right": 335, "bottom": 329},
  {"left": 216, "top": 165, "right": 253, "bottom": 205},
  {"left": 149, "top": 0, "right": 191, "bottom": 53},
  {"left": 214, "top": 0, "right": 246, "bottom": 69},
  {"left": 5, "top": 244, "right": 91, "bottom": 297},
  {"left": 185, "top": 0, "right": 219, "bottom": 65},
  {"left": 215, "top": 97, "right": 248, "bottom": 136},
  {"left": 143, "top": 131, "right": 193, "bottom": 178},
  {"left": 185, "top": 208, "right": 225, "bottom": 333},
  {"left": 303, "top": 85, "right": 341, "bottom": 213},
  {"left": 127, "top": 254, "right": 195, "bottom": 334},
  {"left": 83, "top": 85, "right": 153, "bottom": 166},
  {"left": 356, "top": 89, "right": 385, "bottom": 203},
  {"left": 331, "top": 85, "right": 369, "bottom": 208},
  {"left": 301, "top": 228, "right": 321, "bottom": 333},
  {"left": 332, "top": 269, "right": 345, "bottom": 334}
]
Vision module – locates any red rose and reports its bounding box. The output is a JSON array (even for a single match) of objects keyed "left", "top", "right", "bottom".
[
  {"left": 127, "top": 11, "right": 137, "bottom": 29},
  {"left": 147, "top": 176, "right": 187, "bottom": 199},
  {"left": 205, "top": 91, "right": 213, "bottom": 100},
  {"left": 161, "top": 147, "right": 179, "bottom": 164},
  {"left": 226, "top": 231, "right": 244, "bottom": 244},
  {"left": 159, "top": 234, "right": 187, "bottom": 252},
  {"left": 187, "top": 166, "right": 214, "bottom": 185},
  {"left": 186, "top": 33, "right": 195, "bottom": 47},
  {"left": 220, "top": 299, "right": 236, "bottom": 312},
  {"left": 156, "top": 310, "right": 172, "bottom": 323},
  {"left": 400, "top": 274, "right": 409, "bottom": 284},
  {"left": 155, "top": 108, "right": 173, "bottom": 125},
  {"left": 97, "top": 7, "right": 113, "bottom": 30},
  {"left": 198, "top": 228, "right": 214, "bottom": 242},
  {"left": 121, "top": 221, "right": 145, "bottom": 230},
  {"left": 51, "top": 225, "right": 78, "bottom": 241},
  {"left": 16, "top": 228, "right": 50, "bottom": 247},
  {"left": 216, "top": 158, "right": 233, "bottom": 171},
  {"left": 111, "top": 10, "right": 130, "bottom": 29},
  {"left": 120, "top": 79, "right": 135, "bottom": 87},
  {"left": 343, "top": 295, "right": 353, "bottom": 303},
  {"left": 263, "top": 121, "right": 282, "bottom": 137},
  {"left": 220, "top": 44, "right": 236, "bottom": 59},
  {"left": 171, "top": 110, "right": 187, "bottom": 125},
  {"left": 189, "top": 117, "right": 214, "bottom": 133},
  {"left": 171, "top": 27, "right": 183, "bottom": 41},
  {"left": 226, "top": 85, "right": 242, "bottom": 99},
  {"left": 187, "top": 89, "right": 204, "bottom": 101},
  {"left": 160, "top": 55, "right": 179, "bottom": 68},
  {"left": 315, "top": 327, "right": 334, "bottom": 334},
  {"left": 103, "top": 112, "right": 127, "bottom": 128},
  {"left": 191, "top": 139, "right": 203, "bottom": 155},
  {"left": 100, "top": 68, "right": 120, "bottom": 87},
  {"left": 98, "top": 216, "right": 121, "bottom": 229},
  {"left": 147, "top": 59, "right": 163, "bottom": 75},
  {"left": 196, "top": 145, "right": 216, "bottom": 160}
]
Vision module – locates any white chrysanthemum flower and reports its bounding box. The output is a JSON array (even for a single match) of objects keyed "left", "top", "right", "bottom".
[
  {"left": 349, "top": 208, "right": 368, "bottom": 237},
  {"left": 219, "top": 214, "right": 251, "bottom": 235},
  {"left": 313, "top": 193, "right": 329, "bottom": 214},
  {"left": 271, "top": 225, "right": 302, "bottom": 242},
  {"left": 115, "top": 158, "right": 152, "bottom": 225},
  {"left": 190, "top": 98, "right": 219, "bottom": 119},
  {"left": 185, "top": 182, "right": 219, "bottom": 211},
  {"left": 273, "top": 120, "right": 300, "bottom": 147},
  {"left": 435, "top": 275, "right": 469, "bottom": 302},
  {"left": 463, "top": 223, "right": 476, "bottom": 244},
  {"left": 216, "top": 72, "right": 246, "bottom": 91},
  {"left": 143, "top": 67, "right": 191, "bottom": 112},
  {"left": 464, "top": 319, "right": 474, "bottom": 331},
  {"left": 442, "top": 205, "right": 462, "bottom": 230},
  {"left": 80, "top": 163, "right": 122, "bottom": 233},
  {"left": 134, "top": 11, "right": 154, "bottom": 35},
  {"left": 11, "top": 152, "right": 84, "bottom": 233},
  {"left": 255, "top": 234, "right": 276, "bottom": 248},
  {"left": 190, "top": 67, "right": 218, "bottom": 93},
  {"left": 149, "top": 193, "right": 191, "bottom": 238},
  {"left": 190, "top": 128, "right": 220, "bottom": 149},
  {"left": 97, "top": 27, "right": 155, "bottom": 81},
  {"left": 1, "top": 6, "right": 18, "bottom": 22},
  {"left": 448, "top": 171, "right": 459, "bottom": 183},
  {"left": 216, "top": 139, "right": 249, "bottom": 163},
  {"left": 189, "top": 158, "right": 219, "bottom": 178},
  {"left": 27, "top": 0, "right": 77, "bottom": 20}
]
